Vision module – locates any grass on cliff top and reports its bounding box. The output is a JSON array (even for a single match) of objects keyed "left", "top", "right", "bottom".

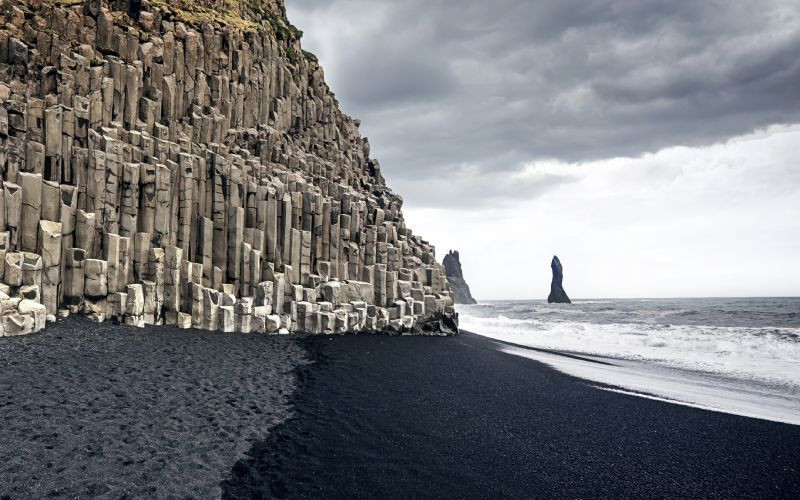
[
  {"left": 149, "top": 0, "right": 259, "bottom": 32},
  {"left": 29, "top": 0, "right": 320, "bottom": 77},
  {"left": 146, "top": 1, "right": 321, "bottom": 76},
  {"left": 23, "top": 0, "right": 83, "bottom": 7},
  {"left": 30, "top": 0, "right": 268, "bottom": 29},
  {"left": 147, "top": 0, "right": 302, "bottom": 36},
  {"left": 30, "top": 0, "right": 304, "bottom": 43}
]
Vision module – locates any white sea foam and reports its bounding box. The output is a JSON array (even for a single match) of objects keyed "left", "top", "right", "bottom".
[
  {"left": 496, "top": 345, "right": 800, "bottom": 426},
  {"left": 459, "top": 311, "right": 800, "bottom": 388}
]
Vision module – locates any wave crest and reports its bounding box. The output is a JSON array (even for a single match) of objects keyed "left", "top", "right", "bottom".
[{"left": 459, "top": 311, "right": 800, "bottom": 388}]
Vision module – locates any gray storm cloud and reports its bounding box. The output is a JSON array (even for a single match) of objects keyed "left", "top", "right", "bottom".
[{"left": 288, "top": 0, "right": 800, "bottom": 208}]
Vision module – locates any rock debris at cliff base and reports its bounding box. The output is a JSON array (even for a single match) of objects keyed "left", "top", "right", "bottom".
[{"left": 0, "top": 0, "right": 457, "bottom": 336}]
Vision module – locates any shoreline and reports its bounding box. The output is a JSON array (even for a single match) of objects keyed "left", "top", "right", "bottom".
[
  {"left": 224, "top": 330, "right": 800, "bottom": 498},
  {"left": 490, "top": 335, "right": 800, "bottom": 426},
  {"left": 1, "top": 321, "right": 798, "bottom": 497}
]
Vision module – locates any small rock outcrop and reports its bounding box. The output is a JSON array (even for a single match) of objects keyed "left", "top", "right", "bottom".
[
  {"left": 547, "top": 255, "right": 571, "bottom": 304},
  {"left": 0, "top": 0, "right": 457, "bottom": 336},
  {"left": 442, "top": 250, "right": 476, "bottom": 304}
]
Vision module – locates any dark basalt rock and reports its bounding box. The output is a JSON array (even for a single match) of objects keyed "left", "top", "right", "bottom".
[
  {"left": 83, "top": 0, "right": 101, "bottom": 18},
  {"left": 547, "top": 255, "right": 571, "bottom": 304},
  {"left": 413, "top": 312, "right": 460, "bottom": 336},
  {"left": 443, "top": 250, "right": 477, "bottom": 305}
]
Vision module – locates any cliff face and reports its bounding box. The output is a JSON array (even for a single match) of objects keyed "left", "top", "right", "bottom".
[
  {"left": 547, "top": 255, "right": 570, "bottom": 304},
  {"left": 0, "top": 0, "right": 457, "bottom": 336},
  {"left": 442, "top": 250, "right": 476, "bottom": 305}
]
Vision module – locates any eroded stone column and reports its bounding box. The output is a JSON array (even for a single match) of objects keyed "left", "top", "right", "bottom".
[
  {"left": 19, "top": 172, "right": 42, "bottom": 253},
  {"left": 37, "top": 220, "right": 62, "bottom": 314},
  {"left": 63, "top": 248, "right": 86, "bottom": 311}
]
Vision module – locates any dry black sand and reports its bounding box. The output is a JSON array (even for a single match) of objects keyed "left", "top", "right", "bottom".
[
  {"left": 0, "top": 316, "right": 307, "bottom": 498},
  {"left": 2, "top": 324, "right": 799, "bottom": 498}
]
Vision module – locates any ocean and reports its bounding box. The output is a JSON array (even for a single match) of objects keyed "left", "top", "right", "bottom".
[{"left": 459, "top": 297, "right": 800, "bottom": 423}]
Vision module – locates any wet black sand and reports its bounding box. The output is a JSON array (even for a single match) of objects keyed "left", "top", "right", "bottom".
[
  {"left": 223, "top": 331, "right": 800, "bottom": 499},
  {"left": 2, "top": 324, "right": 799, "bottom": 498}
]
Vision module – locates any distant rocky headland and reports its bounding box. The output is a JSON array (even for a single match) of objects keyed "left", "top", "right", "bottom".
[
  {"left": 442, "top": 250, "right": 476, "bottom": 304},
  {"left": 547, "top": 255, "right": 570, "bottom": 304},
  {"left": 0, "top": 0, "right": 457, "bottom": 336}
]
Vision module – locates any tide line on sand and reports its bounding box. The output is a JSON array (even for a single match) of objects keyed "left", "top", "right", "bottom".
[{"left": 492, "top": 341, "right": 800, "bottom": 426}]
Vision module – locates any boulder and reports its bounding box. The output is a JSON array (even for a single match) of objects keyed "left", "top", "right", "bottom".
[
  {"left": 3, "top": 312, "right": 35, "bottom": 336},
  {"left": 18, "top": 299, "right": 47, "bottom": 332},
  {"left": 264, "top": 314, "right": 281, "bottom": 333},
  {"left": 177, "top": 312, "right": 193, "bottom": 329}
]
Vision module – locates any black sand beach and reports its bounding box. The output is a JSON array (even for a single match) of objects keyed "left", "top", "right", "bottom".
[
  {"left": 224, "top": 332, "right": 800, "bottom": 499},
  {"left": 0, "top": 317, "right": 307, "bottom": 498},
  {"left": 2, "top": 322, "right": 799, "bottom": 498}
]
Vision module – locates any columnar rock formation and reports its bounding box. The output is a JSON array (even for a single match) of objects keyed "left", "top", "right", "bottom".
[
  {"left": 442, "top": 250, "right": 476, "bottom": 304},
  {"left": 547, "top": 255, "right": 570, "bottom": 304},
  {"left": 0, "top": 0, "right": 457, "bottom": 336}
]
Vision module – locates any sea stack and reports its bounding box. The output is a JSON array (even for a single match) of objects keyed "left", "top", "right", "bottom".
[
  {"left": 547, "top": 255, "right": 571, "bottom": 304},
  {"left": 442, "top": 250, "right": 477, "bottom": 304},
  {"left": 0, "top": 0, "right": 457, "bottom": 336}
]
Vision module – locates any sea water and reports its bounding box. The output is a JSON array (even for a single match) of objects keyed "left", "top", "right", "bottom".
[{"left": 460, "top": 298, "right": 800, "bottom": 424}]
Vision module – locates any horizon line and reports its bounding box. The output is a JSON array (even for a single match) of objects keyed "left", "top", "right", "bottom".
[{"left": 467, "top": 296, "right": 800, "bottom": 302}]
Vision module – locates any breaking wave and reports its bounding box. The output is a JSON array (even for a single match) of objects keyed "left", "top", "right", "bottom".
[{"left": 459, "top": 299, "right": 800, "bottom": 389}]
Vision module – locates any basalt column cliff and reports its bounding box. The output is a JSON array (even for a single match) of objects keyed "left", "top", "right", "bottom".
[{"left": 0, "top": 0, "right": 457, "bottom": 336}]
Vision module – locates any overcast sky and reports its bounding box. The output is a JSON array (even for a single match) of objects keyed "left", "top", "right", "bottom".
[{"left": 287, "top": 0, "right": 800, "bottom": 299}]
